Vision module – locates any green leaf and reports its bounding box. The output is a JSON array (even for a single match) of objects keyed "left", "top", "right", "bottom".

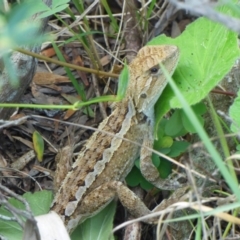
[
  {"left": 0, "top": 3, "right": 41, "bottom": 50},
  {"left": 160, "top": 55, "right": 240, "bottom": 202},
  {"left": 236, "top": 144, "right": 240, "bottom": 151},
  {"left": 116, "top": 64, "right": 129, "bottom": 101},
  {"left": 181, "top": 111, "right": 204, "bottom": 133},
  {"left": 0, "top": 190, "right": 52, "bottom": 240},
  {"left": 24, "top": 0, "right": 70, "bottom": 19},
  {"left": 150, "top": 5, "right": 239, "bottom": 131},
  {"left": 126, "top": 166, "right": 143, "bottom": 187},
  {"left": 154, "top": 135, "right": 173, "bottom": 150},
  {"left": 155, "top": 118, "right": 167, "bottom": 139},
  {"left": 180, "top": 103, "right": 206, "bottom": 133},
  {"left": 0, "top": 199, "right": 23, "bottom": 240},
  {"left": 139, "top": 178, "right": 154, "bottom": 190},
  {"left": 71, "top": 201, "right": 116, "bottom": 240},
  {"left": 126, "top": 165, "right": 153, "bottom": 190},
  {"left": 24, "top": 191, "right": 53, "bottom": 216},
  {"left": 134, "top": 158, "right": 140, "bottom": 169},
  {"left": 32, "top": 131, "right": 44, "bottom": 162},
  {"left": 2, "top": 54, "right": 18, "bottom": 86},
  {"left": 157, "top": 157, "right": 172, "bottom": 179},
  {"left": 168, "top": 141, "right": 190, "bottom": 157},
  {"left": 164, "top": 110, "right": 184, "bottom": 137},
  {"left": 152, "top": 153, "right": 161, "bottom": 168},
  {"left": 52, "top": 0, "right": 70, "bottom": 9},
  {"left": 229, "top": 89, "right": 240, "bottom": 132},
  {"left": 158, "top": 147, "right": 171, "bottom": 155},
  {"left": 39, "top": 5, "right": 69, "bottom": 19},
  {"left": 191, "top": 102, "right": 207, "bottom": 115}
]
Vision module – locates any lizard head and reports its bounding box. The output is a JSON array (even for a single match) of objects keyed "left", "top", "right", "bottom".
[{"left": 127, "top": 45, "right": 179, "bottom": 117}]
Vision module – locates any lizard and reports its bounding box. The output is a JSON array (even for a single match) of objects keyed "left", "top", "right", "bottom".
[{"left": 51, "top": 45, "right": 183, "bottom": 233}]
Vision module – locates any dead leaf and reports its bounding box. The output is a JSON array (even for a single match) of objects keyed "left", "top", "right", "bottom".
[
  {"left": 71, "top": 49, "right": 89, "bottom": 86},
  {"left": 63, "top": 109, "right": 76, "bottom": 120},
  {"left": 41, "top": 47, "right": 56, "bottom": 58},
  {"left": 100, "top": 55, "right": 111, "bottom": 66},
  {"left": 33, "top": 72, "right": 70, "bottom": 85},
  {"left": 61, "top": 93, "right": 81, "bottom": 104}
]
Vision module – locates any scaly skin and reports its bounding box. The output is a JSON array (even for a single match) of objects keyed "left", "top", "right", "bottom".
[{"left": 51, "top": 45, "right": 180, "bottom": 233}]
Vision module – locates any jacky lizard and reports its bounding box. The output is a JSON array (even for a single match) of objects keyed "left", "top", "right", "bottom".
[{"left": 51, "top": 45, "right": 182, "bottom": 233}]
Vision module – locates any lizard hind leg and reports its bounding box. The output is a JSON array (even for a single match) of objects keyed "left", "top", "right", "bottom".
[
  {"left": 78, "top": 181, "right": 190, "bottom": 225},
  {"left": 77, "top": 181, "right": 154, "bottom": 223}
]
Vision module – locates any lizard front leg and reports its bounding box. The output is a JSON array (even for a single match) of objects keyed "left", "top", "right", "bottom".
[{"left": 140, "top": 120, "right": 186, "bottom": 190}]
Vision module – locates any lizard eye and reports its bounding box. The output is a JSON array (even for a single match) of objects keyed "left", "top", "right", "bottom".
[
  {"left": 150, "top": 66, "right": 160, "bottom": 75},
  {"left": 140, "top": 93, "right": 147, "bottom": 99}
]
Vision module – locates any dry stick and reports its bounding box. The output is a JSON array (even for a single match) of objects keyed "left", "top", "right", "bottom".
[
  {"left": 14, "top": 47, "right": 119, "bottom": 78},
  {"left": 122, "top": 1, "right": 143, "bottom": 239},
  {"left": 123, "top": 1, "right": 142, "bottom": 62}
]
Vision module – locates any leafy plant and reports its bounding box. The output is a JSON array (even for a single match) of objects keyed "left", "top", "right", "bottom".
[
  {"left": 149, "top": 4, "right": 239, "bottom": 132},
  {"left": 1, "top": 0, "right": 240, "bottom": 239},
  {"left": 0, "top": 191, "right": 52, "bottom": 240},
  {"left": 24, "top": 0, "right": 70, "bottom": 19},
  {"left": 71, "top": 201, "right": 116, "bottom": 240},
  {"left": 0, "top": 0, "right": 70, "bottom": 51},
  {"left": 0, "top": 0, "right": 70, "bottom": 86},
  {"left": 126, "top": 103, "right": 206, "bottom": 189}
]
